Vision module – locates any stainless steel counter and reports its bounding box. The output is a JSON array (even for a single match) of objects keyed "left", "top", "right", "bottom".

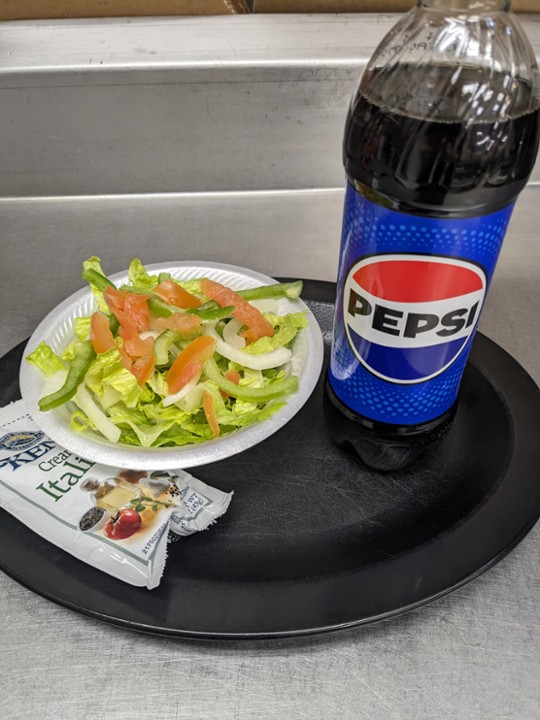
[{"left": 1, "top": 14, "right": 539, "bottom": 720}]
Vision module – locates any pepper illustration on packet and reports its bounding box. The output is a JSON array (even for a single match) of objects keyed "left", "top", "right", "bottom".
[{"left": 0, "top": 400, "right": 232, "bottom": 589}]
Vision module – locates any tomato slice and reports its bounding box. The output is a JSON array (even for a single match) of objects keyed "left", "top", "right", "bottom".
[
  {"left": 220, "top": 369, "right": 241, "bottom": 400},
  {"left": 104, "top": 286, "right": 126, "bottom": 313},
  {"left": 203, "top": 390, "right": 220, "bottom": 438},
  {"left": 131, "top": 354, "right": 155, "bottom": 387},
  {"left": 200, "top": 279, "right": 275, "bottom": 341},
  {"left": 90, "top": 312, "right": 116, "bottom": 354},
  {"left": 123, "top": 293, "right": 150, "bottom": 332},
  {"left": 166, "top": 336, "right": 215, "bottom": 394},
  {"left": 169, "top": 359, "right": 204, "bottom": 393},
  {"left": 153, "top": 280, "right": 202, "bottom": 309},
  {"left": 119, "top": 324, "right": 154, "bottom": 358},
  {"left": 104, "top": 287, "right": 150, "bottom": 333},
  {"left": 151, "top": 313, "right": 202, "bottom": 336}
]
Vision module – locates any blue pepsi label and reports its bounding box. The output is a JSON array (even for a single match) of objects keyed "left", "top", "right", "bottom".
[{"left": 329, "top": 183, "right": 514, "bottom": 426}]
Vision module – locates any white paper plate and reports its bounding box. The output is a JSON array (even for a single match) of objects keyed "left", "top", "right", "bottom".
[{"left": 19, "top": 262, "right": 324, "bottom": 470}]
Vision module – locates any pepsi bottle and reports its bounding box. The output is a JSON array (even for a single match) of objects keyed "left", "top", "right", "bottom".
[{"left": 325, "top": 0, "right": 540, "bottom": 471}]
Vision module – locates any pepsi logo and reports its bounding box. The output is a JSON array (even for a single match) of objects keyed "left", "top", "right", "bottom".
[{"left": 343, "top": 254, "right": 487, "bottom": 384}]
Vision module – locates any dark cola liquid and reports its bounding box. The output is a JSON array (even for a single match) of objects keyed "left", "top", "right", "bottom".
[
  {"left": 326, "top": 66, "right": 540, "bottom": 471},
  {"left": 344, "top": 68, "right": 540, "bottom": 216}
]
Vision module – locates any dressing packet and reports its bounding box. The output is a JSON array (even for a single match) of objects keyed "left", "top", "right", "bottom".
[{"left": 0, "top": 400, "right": 232, "bottom": 589}]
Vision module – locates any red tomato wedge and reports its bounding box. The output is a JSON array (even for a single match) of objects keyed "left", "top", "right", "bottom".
[
  {"left": 132, "top": 354, "right": 155, "bottom": 387},
  {"left": 103, "top": 286, "right": 126, "bottom": 313},
  {"left": 119, "top": 324, "right": 154, "bottom": 358},
  {"left": 168, "top": 359, "right": 203, "bottom": 395},
  {"left": 153, "top": 279, "right": 202, "bottom": 309},
  {"left": 151, "top": 313, "right": 202, "bottom": 336},
  {"left": 104, "top": 287, "right": 150, "bottom": 332},
  {"left": 200, "top": 279, "right": 275, "bottom": 341},
  {"left": 220, "top": 369, "right": 241, "bottom": 400},
  {"left": 242, "top": 328, "right": 264, "bottom": 345},
  {"left": 166, "top": 336, "right": 215, "bottom": 395},
  {"left": 123, "top": 293, "right": 150, "bottom": 332},
  {"left": 90, "top": 312, "right": 116, "bottom": 354},
  {"left": 203, "top": 390, "right": 220, "bottom": 438}
]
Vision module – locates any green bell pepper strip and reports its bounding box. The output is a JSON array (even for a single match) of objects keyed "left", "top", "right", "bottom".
[
  {"left": 240, "top": 281, "right": 303, "bottom": 301},
  {"left": 119, "top": 284, "right": 151, "bottom": 295},
  {"left": 154, "top": 330, "right": 182, "bottom": 366},
  {"left": 195, "top": 305, "right": 235, "bottom": 321},
  {"left": 81, "top": 268, "right": 116, "bottom": 291},
  {"left": 148, "top": 296, "right": 233, "bottom": 322},
  {"left": 38, "top": 341, "right": 96, "bottom": 411},
  {"left": 147, "top": 296, "right": 174, "bottom": 317},
  {"left": 194, "top": 281, "right": 304, "bottom": 316},
  {"left": 204, "top": 358, "right": 298, "bottom": 403}
]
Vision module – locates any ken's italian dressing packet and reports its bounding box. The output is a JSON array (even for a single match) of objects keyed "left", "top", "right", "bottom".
[{"left": 0, "top": 400, "right": 232, "bottom": 589}]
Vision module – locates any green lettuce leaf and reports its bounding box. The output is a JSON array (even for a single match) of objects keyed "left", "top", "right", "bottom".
[
  {"left": 177, "top": 278, "right": 204, "bottom": 298},
  {"left": 147, "top": 371, "right": 169, "bottom": 398},
  {"left": 75, "top": 316, "right": 92, "bottom": 341},
  {"left": 105, "top": 401, "right": 212, "bottom": 447},
  {"left": 234, "top": 368, "right": 263, "bottom": 414},
  {"left": 203, "top": 382, "right": 285, "bottom": 428},
  {"left": 26, "top": 341, "right": 66, "bottom": 377},
  {"left": 83, "top": 256, "right": 110, "bottom": 312},
  {"left": 243, "top": 312, "right": 308, "bottom": 355},
  {"left": 128, "top": 258, "right": 159, "bottom": 291},
  {"left": 61, "top": 342, "right": 77, "bottom": 362},
  {"left": 84, "top": 347, "right": 143, "bottom": 408},
  {"left": 150, "top": 424, "right": 212, "bottom": 446}
]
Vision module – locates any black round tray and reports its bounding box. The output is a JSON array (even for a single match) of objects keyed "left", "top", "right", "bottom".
[{"left": 1, "top": 280, "right": 539, "bottom": 640}]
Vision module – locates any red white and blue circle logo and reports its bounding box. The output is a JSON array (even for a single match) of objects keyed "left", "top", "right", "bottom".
[{"left": 343, "top": 254, "right": 487, "bottom": 384}]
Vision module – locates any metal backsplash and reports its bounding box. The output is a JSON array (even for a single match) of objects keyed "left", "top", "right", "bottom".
[{"left": 2, "top": 14, "right": 538, "bottom": 198}]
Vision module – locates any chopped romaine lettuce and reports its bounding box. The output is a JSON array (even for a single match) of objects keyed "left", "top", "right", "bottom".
[
  {"left": 128, "top": 258, "right": 160, "bottom": 291},
  {"left": 26, "top": 341, "right": 65, "bottom": 377},
  {"left": 84, "top": 347, "right": 143, "bottom": 409},
  {"left": 75, "top": 316, "right": 92, "bottom": 341},
  {"left": 243, "top": 312, "right": 308, "bottom": 355}
]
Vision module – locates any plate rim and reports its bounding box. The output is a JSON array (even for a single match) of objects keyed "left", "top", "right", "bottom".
[{"left": 18, "top": 262, "right": 325, "bottom": 470}]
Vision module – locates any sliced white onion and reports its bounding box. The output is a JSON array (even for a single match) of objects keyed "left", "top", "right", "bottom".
[
  {"left": 162, "top": 373, "right": 202, "bottom": 407},
  {"left": 203, "top": 325, "right": 291, "bottom": 370},
  {"left": 73, "top": 385, "right": 121, "bottom": 443},
  {"left": 279, "top": 361, "right": 292, "bottom": 377},
  {"left": 177, "top": 383, "right": 204, "bottom": 412},
  {"left": 223, "top": 318, "right": 246, "bottom": 349},
  {"left": 249, "top": 298, "right": 278, "bottom": 313}
]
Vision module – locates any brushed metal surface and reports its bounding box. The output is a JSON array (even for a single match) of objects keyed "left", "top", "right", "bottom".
[{"left": 1, "top": 14, "right": 539, "bottom": 197}]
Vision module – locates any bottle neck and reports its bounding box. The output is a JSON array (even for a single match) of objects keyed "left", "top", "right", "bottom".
[
  {"left": 419, "top": 0, "right": 510, "bottom": 11},
  {"left": 80, "top": 478, "right": 100, "bottom": 493}
]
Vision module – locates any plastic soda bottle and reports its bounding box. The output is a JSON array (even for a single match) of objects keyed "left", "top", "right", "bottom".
[{"left": 325, "top": 0, "right": 540, "bottom": 470}]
